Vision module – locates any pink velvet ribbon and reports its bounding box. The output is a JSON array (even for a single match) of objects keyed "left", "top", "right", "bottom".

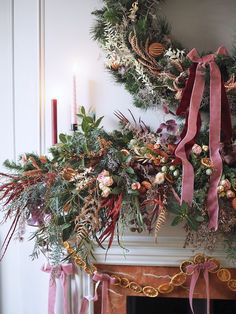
[
  {"left": 175, "top": 46, "right": 230, "bottom": 230},
  {"left": 42, "top": 263, "right": 75, "bottom": 314},
  {"left": 186, "top": 261, "right": 216, "bottom": 314},
  {"left": 79, "top": 272, "right": 115, "bottom": 314}
]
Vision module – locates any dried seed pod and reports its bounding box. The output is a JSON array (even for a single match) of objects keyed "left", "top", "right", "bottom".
[
  {"left": 111, "top": 62, "right": 120, "bottom": 71},
  {"left": 141, "top": 181, "right": 152, "bottom": 190},
  {"left": 62, "top": 167, "right": 76, "bottom": 181},
  {"left": 148, "top": 42, "right": 165, "bottom": 58}
]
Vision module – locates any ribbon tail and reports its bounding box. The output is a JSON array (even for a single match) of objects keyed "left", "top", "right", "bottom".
[
  {"left": 72, "top": 277, "right": 79, "bottom": 314},
  {"left": 48, "top": 280, "right": 56, "bottom": 314},
  {"left": 101, "top": 281, "right": 109, "bottom": 314},
  {"left": 176, "top": 63, "right": 197, "bottom": 116},
  {"left": 61, "top": 273, "right": 71, "bottom": 314},
  {"left": 204, "top": 270, "right": 211, "bottom": 314},
  {"left": 175, "top": 63, "right": 205, "bottom": 206},
  {"left": 189, "top": 270, "right": 200, "bottom": 314},
  {"left": 79, "top": 298, "right": 89, "bottom": 314},
  {"left": 207, "top": 62, "right": 222, "bottom": 230}
]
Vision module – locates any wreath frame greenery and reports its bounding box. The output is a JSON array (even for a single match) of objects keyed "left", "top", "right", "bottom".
[{"left": 92, "top": 0, "right": 236, "bottom": 111}]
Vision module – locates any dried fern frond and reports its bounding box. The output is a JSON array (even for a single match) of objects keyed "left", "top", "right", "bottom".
[
  {"left": 154, "top": 206, "right": 167, "bottom": 241},
  {"left": 74, "top": 194, "right": 100, "bottom": 245},
  {"left": 129, "top": 32, "right": 161, "bottom": 77},
  {"left": 170, "top": 59, "right": 184, "bottom": 73}
]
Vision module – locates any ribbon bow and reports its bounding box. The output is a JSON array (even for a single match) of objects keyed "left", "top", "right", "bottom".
[
  {"left": 42, "top": 263, "right": 75, "bottom": 314},
  {"left": 80, "top": 272, "right": 115, "bottom": 314},
  {"left": 175, "top": 46, "right": 232, "bottom": 230},
  {"left": 186, "top": 261, "right": 216, "bottom": 314}
]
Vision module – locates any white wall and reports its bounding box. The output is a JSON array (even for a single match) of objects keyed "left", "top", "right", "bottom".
[{"left": 0, "top": 1, "right": 236, "bottom": 313}]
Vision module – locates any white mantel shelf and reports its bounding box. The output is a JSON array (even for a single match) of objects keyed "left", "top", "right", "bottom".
[{"left": 94, "top": 233, "right": 234, "bottom": 267}]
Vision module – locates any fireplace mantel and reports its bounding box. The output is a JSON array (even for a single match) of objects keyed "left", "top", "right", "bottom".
[
  {"left": 75, "top": 225, "right": 235, "bottom": 314},
  {"left": 94, "top": 227, "right": 232, "bottom": 267}
]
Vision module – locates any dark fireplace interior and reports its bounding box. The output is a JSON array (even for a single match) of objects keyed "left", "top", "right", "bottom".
[{"left": 127, "top": 297, "right": 236, "bottom": 314}]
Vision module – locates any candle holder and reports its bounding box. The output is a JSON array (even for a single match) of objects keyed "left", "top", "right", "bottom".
[{"left": 71, "top": 123, "right": 78, "bottom": 132}]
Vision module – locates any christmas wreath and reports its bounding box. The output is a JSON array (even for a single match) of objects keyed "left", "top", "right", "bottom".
[
  {"left": 1, "top": 0, "right": 236, "bottom": 271},
  {"left": 92, "top": 0, "right": 236, "bottom": 111}
]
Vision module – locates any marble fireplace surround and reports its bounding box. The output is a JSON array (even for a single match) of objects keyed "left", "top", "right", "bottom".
[
  {"left": 94, "top": 264, "right": 236, "bottom": 314},
  {"left": 77, "top": 228, "right": 235, "bottom": 314}
]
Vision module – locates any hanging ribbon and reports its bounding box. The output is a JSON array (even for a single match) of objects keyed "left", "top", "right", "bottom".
[
  {"left": 186, "top": 261, "right": 216, "bottom": 314},
  {"left": 42, "top": 263, "right": 76, "bottom": 314},
  {"left": 175, "top": 46, "right": 232, "bottom": 230},
  {"left": 79, "top": 271, "right": 115, "bottom": 314}
]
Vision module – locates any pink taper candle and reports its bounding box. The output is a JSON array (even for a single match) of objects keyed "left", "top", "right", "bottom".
[
  {"left": 51, "top": 99, "right": 57, "bottom": 145},
  {"left": 71, "top": 68, "right": 78, "bottom": 128}
]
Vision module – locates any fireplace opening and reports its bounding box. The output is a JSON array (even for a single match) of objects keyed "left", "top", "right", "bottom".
[{"left": 127, "top": 296, "right": 236, "bottom": 314}]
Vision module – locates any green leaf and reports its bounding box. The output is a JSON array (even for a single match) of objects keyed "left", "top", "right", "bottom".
[
  {"left": 181, "top": 202, "right": 189, "bottom": 213},
  {"left": 84, "top": 116, "right": 94, "bottom": 123},
  {"left": 171, "top": 216, "right": 182, "bottom": 226},
  {"left": 94, "top": 116, "right": 104, "bottom": 128},
  {"left": 111, "top": 187, "right": 122, "bottom": 195},
  {"left": 195, "top": 216, "right": 205, "bottom": 222},
  {"left": 127, "top": 189, "right": 139, "bottom": 196},
  {"left": 126, "top": 167, "right": 135, "bottom": 175},
  {"left": 80, "top": 106, "right": 85, "bottom": 115},
  {"left": 187, "top": 218, "right": 198, "bottom": 231},
  {"left": 81, "top": 120, "right": 89, "bottom": 134},
  {"left": 59, "top": 133, "right": 67, "bottom": 143},
  {"left": 61, "top": 223, "right": 72, "bottom": 230},
  {"left": 168, "top": 203, "right": 181, "bottom": 214}
]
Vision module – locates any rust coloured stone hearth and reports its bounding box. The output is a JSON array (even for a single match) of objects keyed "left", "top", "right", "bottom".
[{"left": 94, "top": 264, "right": 236, "bottom": 314}]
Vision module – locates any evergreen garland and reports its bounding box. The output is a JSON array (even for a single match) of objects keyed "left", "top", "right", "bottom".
[{"left": 1, "top": 109, "right": 236, "bottom": 266}]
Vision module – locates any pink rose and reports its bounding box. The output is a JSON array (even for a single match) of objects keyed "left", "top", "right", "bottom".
[
  {"left": 97, "top": 170, "right": 110, "bottom": 182},
  {"left": 102, "top": 176, "right": 114, "bottom": 187},
  {"left": 192, "top": 144, "right": 202, "bottom": 155},
  {"left": 131, "top": 182, "right": 141, "bottom": 190}
]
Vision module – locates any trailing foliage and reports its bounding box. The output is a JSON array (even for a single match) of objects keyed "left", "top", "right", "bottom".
[{"left": 1, "top": 108, "right": 236, "bottom": 265}]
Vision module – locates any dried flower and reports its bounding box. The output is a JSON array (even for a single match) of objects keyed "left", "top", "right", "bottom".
[
  {"left": 154, "top": 172, "right": 165, "bottom": 185},
  {"left": 97, "top": 170, "right": 110, "bottom": 181},
  {"left": 165, "top": 48, "right": 185, "bottom": 60},
  {"left": 220, "top": 179, "right": 231, "bottom": 191},
  {"left": 99, "top": 182, "right": 105, "bottom": 190},
  {"left": 131, "top": 182, "right": 141, "bottom": 190},
  {"left": 101, "top": 187, "right": 111, "bottom": 198},
  {"left": 128, "top": 139, "right": 138, "bottom": 148},
  {"left": 102, "top": 176, "right": 114, "bottom": 187},
  {"left": 39, "top": 155, "right": 47, "bottom": 164},
  {"left": 62, "top": 167, "right": 76, "bottom": 181},
  {"left": 128, "top": 1, "right": 139, "bottom": 22},
  {"left": 141, "top": 181, "right": 152, "bottom": 190},
  {"left": 226, "top": 190, "right": 235, "bottom": 199},
  {"left": 121, "top": 149, "right": 130, "bottom": 156},
  {"left": 20, "top": 154, "right": 28, "bottom": 164},
  {"left": 217, "top": 186, "right": 225, "bottom": 194},
  {"left": 202, "top": 145, "right": 209, "bottom": 152}
]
